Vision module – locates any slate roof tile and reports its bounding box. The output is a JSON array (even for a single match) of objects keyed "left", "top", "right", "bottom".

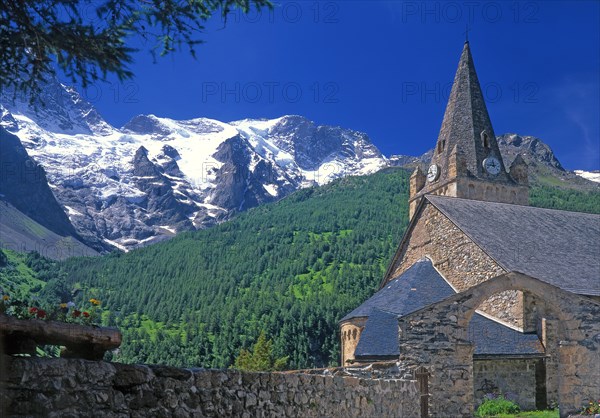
[
  {"left": 346, "top": 258, "right": 545, "bottom": 358},
  {"left": 427, "top": 195, "right": 600, "bottom": 296}
]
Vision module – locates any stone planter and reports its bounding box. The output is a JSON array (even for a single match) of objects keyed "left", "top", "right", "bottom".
[{"left": 0, "top": 313, "right": 121, "bottom": 360}]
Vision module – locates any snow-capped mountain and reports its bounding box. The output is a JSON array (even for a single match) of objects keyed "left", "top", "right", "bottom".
[{"left": 1, "top": 80, "right": 387, "bottom": 252}]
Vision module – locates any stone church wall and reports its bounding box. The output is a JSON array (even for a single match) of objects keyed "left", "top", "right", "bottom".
[
  {"left": 388, "top": 202, "right": 524, "bottom": 329},
  {"left": 473, "top": 358, "right": 539, "bottom": 411},
  {"left": 396, "top": 272, "right": 600, "bottom": 418},
  {"left": 0, "top": 356, "right": 420, "bottom": 418}
]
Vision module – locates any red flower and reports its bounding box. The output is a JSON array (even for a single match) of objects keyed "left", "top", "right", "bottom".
[
  {"left": 72, "top": 310, "right": 81, "bottom": 318},
  {"left": 82, "top": 311, "right": 90, "bottom": 318},
  {"left": 36, "top": 309, "right": 46, "bottom": 319},
  {"left": 29, "top": 307, "right": 38, "bottom": 314}
]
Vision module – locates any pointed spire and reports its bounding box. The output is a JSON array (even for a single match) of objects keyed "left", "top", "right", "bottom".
[
  {"left": 407, "top": 42, "right": 529, "bottom": 208},
  {"left": 430, "top": 42, "right": 508, "bottom": 181}
]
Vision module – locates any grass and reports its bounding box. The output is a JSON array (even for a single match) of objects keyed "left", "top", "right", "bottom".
[
  {"left": 482, "top": 410, "right": 559, "bottom": 418},
  {"left": 0, "top": 250, "right": 45, "bottom": 297}
]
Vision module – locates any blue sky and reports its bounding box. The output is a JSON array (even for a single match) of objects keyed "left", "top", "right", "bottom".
[{"left": 81, "top": 1, "right": 599, "bottom": 170}]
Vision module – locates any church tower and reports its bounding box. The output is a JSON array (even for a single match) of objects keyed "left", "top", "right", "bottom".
[{"left": 409, "top": 42, "right": 528, "bottom": 219}]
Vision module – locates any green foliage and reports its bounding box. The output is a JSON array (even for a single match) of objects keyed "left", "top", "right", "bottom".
[
  {"left": 58, "top": 168, "right": 411, "bottom": 369},
  {"left": 476, "top": 396, "right": 521, "bottom": 417},
  {"left": 0, "top": 249, "right": 7, "bottom": 267},
  {"left": 233, "top": 330, "right": 288, "bottom": 371},
  {"left": 0, "top": 0, "right": 272, "bottom": 96},
  {"left": 25, "top": 252, "right": 58, "bottom": 282},
  {"left": 581, "top": 399, "right": 600, "bottom": 415},
  {"left": 3, "top": 169, "right": 598, "bottom": 370},
  {"left": 483, "top": 410, "right": 558, "bottom": 418},
  {"left": 0, "top": 249, "right": 47, "bottom": 300},
  {"left": 38, "top": 278, "right": 71, "bottom": 306},
  {"left": 0, "top": 250, "right": 100, "bottom": 325},
  {"left": 530, "top": 185, "right": 600, "bottom": 214}
]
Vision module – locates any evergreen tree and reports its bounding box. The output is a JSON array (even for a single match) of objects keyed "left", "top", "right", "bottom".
[
  {"left": 3, "top": 168, "right": 598, "bottom": 370},
  {"left": 233, "top": 331, "right": 288, "bottom": 371},
  {"left": 1, "top": 0, "right": 272, "bottom": 95}
]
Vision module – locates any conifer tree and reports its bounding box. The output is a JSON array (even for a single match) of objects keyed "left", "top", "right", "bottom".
[
  {"left": 0, "top": 0, "right": 272, "bottom": 95},
  {"left": 233, "top": 331, "right": 288, "bottom": 371}
]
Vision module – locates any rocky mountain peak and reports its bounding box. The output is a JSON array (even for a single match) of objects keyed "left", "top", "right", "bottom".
[
  {"left": 2, "top": 81, "right": 388, "bottom": 251},
  {"left": 122, "top": 114, "right": 170, "bottom": 136},
  {"left": 497, "top": 133, "right": 564, "bottom": 171},
  {"left": 0, "top": 77, "right": 111, "bottom": 136}
]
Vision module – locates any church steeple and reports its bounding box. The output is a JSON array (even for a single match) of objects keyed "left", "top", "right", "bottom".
[
  {"left": 431, "top": 41, "right": 507, "bottom": 182},
  {"left": 408, "top": 42, "right": 528, "bottom": 219}
]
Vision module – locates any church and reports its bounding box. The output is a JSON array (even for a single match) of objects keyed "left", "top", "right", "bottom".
[{"left": 340, "top": 42, "right": 600, "bottom": 417}]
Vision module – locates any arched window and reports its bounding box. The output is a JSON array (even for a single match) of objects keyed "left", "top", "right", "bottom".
[
  {"left": 485, "top": 185, "right": 493, "bottom": 199},
  {"left": 437, "top": 139, "right": 446, "bottom": 154},
  {"left": 481, "top": 130, "right": 490, "bottom": 148}
]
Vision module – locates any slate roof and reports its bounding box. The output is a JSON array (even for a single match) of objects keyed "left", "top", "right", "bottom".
[
  {"left": 345, "top": 258, "right": 544, "bottom": 358},
  {"left": 354, "top": 311, "right": 544, "bottom": 359},
  {"left": 469, "top": 314, "right": 544, "bottom": 356},
  {"left": 354, "top": 309, "right": 400, "bottom": 358},
  {"left": 427, "top": 195, "right": 600, "bottom": 296},
  {"left": 429, "top": 41, "right": 511, "bottom": 182},
  {"left": 340, "top": 258, "right": 455, "bottom": 323}
]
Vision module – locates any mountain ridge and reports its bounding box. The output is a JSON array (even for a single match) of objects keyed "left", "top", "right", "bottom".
[
  {"left": 0, "top": 127, "right": 97, "bottom": 259},
  {"left": 2, "top": 79, "right": 598, "bottom": 254},
  {"left": 52, "top": 167, "right": 599, "bottom": 369},
  {"left": 1, "top": 80, "right": 387, "bottom": 252}
]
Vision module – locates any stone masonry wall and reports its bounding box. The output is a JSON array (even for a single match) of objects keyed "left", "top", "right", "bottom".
[
  {"left": 397, "top": 273, "right": 600, "bottom": 418},
  {"left": 473, "top": 358, "right": 538, "bottom": 410},
  {"left": 0, "top": 356, "right": 419, "bottom": 418},
  {"left": 388, "top": 202, "right": 524, "bottom": 329}
]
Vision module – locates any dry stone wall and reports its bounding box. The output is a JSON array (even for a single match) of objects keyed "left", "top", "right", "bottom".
[{"left": 0, "top": 356, "right": 419, "bottom": 418}]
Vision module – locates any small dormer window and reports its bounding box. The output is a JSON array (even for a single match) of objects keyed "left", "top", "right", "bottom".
[
  {"left": 481, "top": 130, "right": 490, "bottom": 148},
  {"left": 437, "top": 139, "right": 446, "bottom": 154}
]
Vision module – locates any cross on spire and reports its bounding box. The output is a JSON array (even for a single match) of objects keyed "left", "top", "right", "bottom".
[{"left": 464, "top": 25, "right": 471, "bottom": 43}]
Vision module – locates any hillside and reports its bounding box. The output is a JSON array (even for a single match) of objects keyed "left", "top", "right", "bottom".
[
  {"left": 0, "top": 200, "right": 97, "bottom": 260},
  {"left": 58, "top": 168, "right": 411, "bottom": 368},
  {"left": 51, "top": 169, "right": 598, "bottom": 369},
  {"left": 0, "top": 127, "right": 96, "bottom": 258},
  {"left": 2, "top": 80, "right": 386, "bottom": 252},
  {"left": 0, "top": 250, "right": 46, "bottom": 298},
  {"left": 2, "top": 168, "right": 598, "bottom": 369}
]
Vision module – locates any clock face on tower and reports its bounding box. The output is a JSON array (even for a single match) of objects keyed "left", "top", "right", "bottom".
[
  {"left": 483, "top": 157, "right": 501, "bottom": 175},
  {"left": 427, "top": 164, "right": 440, "bottom": 182}
]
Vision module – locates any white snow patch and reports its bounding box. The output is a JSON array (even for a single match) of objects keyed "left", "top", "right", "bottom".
[
  {"left": 263, "top": 184, "right": 278, "bottom": 197},
  {"left": 574, "top": 170, "right": 600, "bottom": 183},
  {"left": 64, "top": 205, "right": 83, "bottom": 216},
  {"left": 103, "top": 238, "right": 129, "bottom": 252},
  {"left": 159, "top": 225, "right": 177, "bottom": 234}
]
